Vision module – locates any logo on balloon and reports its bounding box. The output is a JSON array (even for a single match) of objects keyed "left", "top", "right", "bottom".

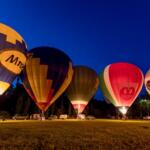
[
  {"left": 120, "top": 87, "right": 135, "bottom": 100},
  {"left": 0, "top": 50, "right": 26, "bottom": 74}
]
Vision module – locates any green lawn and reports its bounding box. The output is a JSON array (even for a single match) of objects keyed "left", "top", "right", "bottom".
[{"left": 0, "top": 119, "right": 150, "bottom": 150}]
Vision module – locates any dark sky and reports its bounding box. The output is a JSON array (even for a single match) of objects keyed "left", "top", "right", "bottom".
[{"left": 0, "top": 0, "right": 150, "bottom": 98}]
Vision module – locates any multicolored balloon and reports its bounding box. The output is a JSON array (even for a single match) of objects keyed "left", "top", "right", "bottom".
[
  {"left": 0, "top": 23, "right": 27, "bottom": 94},
  {"left": 66, "top": 66, "right": 99, "bottom": 114},
  {"left": 99, "top": 62, "right": 143, "bottom": 115},
  {"left": 145, "top": 70, "right": 150, "bottom": 95},
  {"left": 22, "top": 47, "right": 73, "bottom": 112}
]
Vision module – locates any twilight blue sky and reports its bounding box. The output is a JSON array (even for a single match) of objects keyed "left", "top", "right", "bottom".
[{"left": 0, "top": 0, "right": 150, "bottom": 98}]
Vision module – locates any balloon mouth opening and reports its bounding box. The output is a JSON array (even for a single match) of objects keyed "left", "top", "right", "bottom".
[
  {"left": 118, "top": 106, "right": 128, "bottom": 115},
  {"left": 71, "top": 100, "right": 88, "bottom": 114}
]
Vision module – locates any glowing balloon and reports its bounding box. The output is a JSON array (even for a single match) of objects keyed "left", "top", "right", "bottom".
[
  {"left": 0, "top": 23, "right": 27, "bottom": 94},
  {"left": 66, "top": 66, "right": 99, "bottom": 114},
  {"left": 99, "top": 62, "right": 143, "bottom": 115},
  {"left": 145, "top": 70, "right": 150, "bottom": 95},
  {"left": 22, "top": 47, "right": 73, "bottom": 112}
]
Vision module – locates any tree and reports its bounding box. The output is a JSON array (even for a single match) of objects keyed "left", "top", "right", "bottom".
[{"left": 139, "top": 99, "right": 150, "bottom": 117}]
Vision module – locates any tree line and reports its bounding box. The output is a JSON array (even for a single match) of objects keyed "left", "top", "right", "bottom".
[{"left": 0, "top": 82, "right": 150, "bottom": 119}]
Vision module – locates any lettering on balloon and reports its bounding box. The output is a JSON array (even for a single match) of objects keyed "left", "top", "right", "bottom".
[
  {"left": 5, "top": 55, "right": 24, "bottom": 70},
  {"left": 120, "top": 87, "right": 135, "bottom": 100},
  {"left": 0, "top": 50, "right": 26, "bottom": 74}
]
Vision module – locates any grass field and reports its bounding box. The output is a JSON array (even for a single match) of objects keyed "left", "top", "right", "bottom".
[{"left": 0, "top": 119, "right": 150, "bottom": 150}]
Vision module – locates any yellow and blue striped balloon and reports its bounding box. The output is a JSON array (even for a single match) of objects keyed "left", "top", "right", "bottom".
[
  {"left": 0, "top": 23, "right": 27, "bottom": 94},
  {"left": 22, "top": 47, "right": 73, "bottom": 112}
]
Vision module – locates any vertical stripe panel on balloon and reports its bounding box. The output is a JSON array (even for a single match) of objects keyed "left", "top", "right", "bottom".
[
  {"left": 31, "top": 58, "right": 41, "bottom": 102},
  {"left": 104, "top": 66, "right": 119, "bottom": 106},
  {"left": 102, "top": 67, "right": 114, "bottom": 104},
  {"left": 84, "top": 68, "right": 89, "bottom": 101},
  {"left": 22, "top": 70, "right": 36, "bottom": 100},
  {"left": 84, "top": 69, "right": 90, "bottom": 102},
  {"left": 39, "top": 65, "right": 48, "bottom": 102},
  {"left": 67, "top": 67, "right": 75, "bottom": 102},
  {"left": 99, "top": 72, "right": 114, "bottom": 104},
  {"left": 45, "top": 62, "right": 73, "bottom": 110},
  {"left": 26, "top": 59, "right": 39, "bottom": 102},
  {"left": 88, "top": 70, "right": 95, "bottom": 100},
  {"left": 78, "top": 67, "right": 82, "bottom": 100},
  {"left": 52, "top": 64, "right": 68, "bottom": 96},
  {"left": 72, "top": 69, "right": 76, "bottom": 101},
  {"left": 46, "top": 80, "right": 53, "bottom": 101}
]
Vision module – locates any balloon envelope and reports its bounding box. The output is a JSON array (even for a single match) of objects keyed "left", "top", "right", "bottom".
[
  {"left": 99, "top": 62, "right": 143, "bottom": 109},
  {"left": 66, "top": 66, "right": 99, "bottom": 114},
  {"left": 145, "top": 70, "right": 150, "bottom": 95},
  {"left": 23, "top": 47, "right": 73, "bottom": 112},
  {"left": 0, "top": 23, "right": 27, "bottom": 94}
]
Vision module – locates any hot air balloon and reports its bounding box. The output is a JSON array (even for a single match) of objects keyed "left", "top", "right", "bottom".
[
  {"left": 145, "top": 70, "right": 150, "bottom": 95},
  {"left": 0, "top": 23, "right": 27, "bottom": 94},
  {"left": 22, "top": 47, "right": 73, "bottom": 116},
  {"left": 99, "top": 62, "right": 143, "bottom": 116},
  {"left": 66, "top": 66, "right": 99, "bottom": 115}
]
